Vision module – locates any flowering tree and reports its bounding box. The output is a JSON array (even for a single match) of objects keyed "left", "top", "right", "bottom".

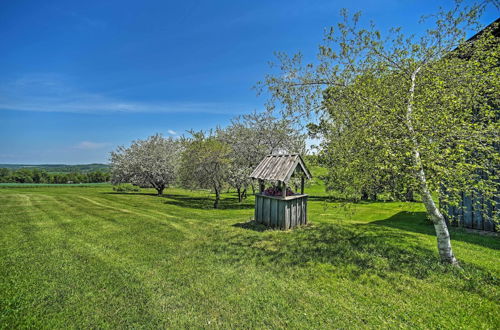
[
  {"left": 218, "top": 111, "right": 306, "bottom": 201},
  {"left": 110, "top": 134, "right": 182, "bottom": 195}
]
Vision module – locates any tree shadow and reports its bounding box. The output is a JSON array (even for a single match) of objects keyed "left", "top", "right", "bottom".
[
  {"left": 232, "top": 220, "right": 270, "bottom": 232},
  {"left": 211, "top": 220, "right": 498, "bottom": 300},
  {"left": 104, "top": 191, "right": 255, "bottom": 210},
  {"left": 104, "top": 192, "right": 159, "bottom": 196},
  {"left": 371, "top": 211, "right": 500, "bottom": 250},
  {"left": 162, "top": 194, "right": 255, "bottom": 210},
  {"left": 232, "top": 219, "right": 314, "bottom": 232},
  {"left": 307, "top": 195, "right": 349, "bottom": 203},
  {"left": 307, "top": 195, "right": 400, "bottom": 204},
  {"left": 224, "top": 222, "right": 434, "bottom": 275}
]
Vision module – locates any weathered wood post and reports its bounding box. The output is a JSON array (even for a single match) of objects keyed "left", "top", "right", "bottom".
[{"left": 250, "top": 154, "right": 312, "bottom": 230}]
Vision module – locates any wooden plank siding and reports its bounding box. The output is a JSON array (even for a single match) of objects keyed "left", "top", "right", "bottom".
[
  {"left": 439, "top": 19, "right": 499, "bottom": 232},
  {"left": 255, "top": 194, "right": 308, "bottom": 229},
  {"left": 443, "top": 190, "right": 498, "bottom": 232}
]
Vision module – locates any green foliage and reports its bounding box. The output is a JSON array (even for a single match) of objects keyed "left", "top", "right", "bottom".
[
  {"left": 0, "top": 163, "right": 109, "bottom": 173},
  {"left": 0, "top": 183, "right": 498, "bottom": 327},
  {"left": 112, "top": 183, "right": 140, "bottom": 192},
  {"left": 0, "top": 168, "right": 110, "bottom": 184},
  {"left": 263, "top": 5, "right": 499, "bottom": 207},
  {"left": 179, "top": 132, "right": 232, "bottom": 208},
  {"left": 260, "top": 1, "right": 499, "bottom": 262}
]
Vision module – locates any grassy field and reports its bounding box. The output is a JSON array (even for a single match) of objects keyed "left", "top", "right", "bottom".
[{"left": 0, "top": 179, "right": 499, "bottom": 328}]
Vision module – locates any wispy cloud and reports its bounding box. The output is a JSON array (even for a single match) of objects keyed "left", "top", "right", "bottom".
[
  {"left": 0, "top": 74, "right": 252, "bottom": 115},
  {"left": 54, "top": 7, "right": 108, "bottom": 31},
  {"left": 75, "top": 141, "right": 111, "bottom": 150},
  {"left": 167, "top": 129, "right": 177, "bottom": 135}
]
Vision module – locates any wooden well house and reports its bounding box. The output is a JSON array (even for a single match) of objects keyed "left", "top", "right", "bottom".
[{"left": 250, "top": 154, "right": 312, "bottom": 229}]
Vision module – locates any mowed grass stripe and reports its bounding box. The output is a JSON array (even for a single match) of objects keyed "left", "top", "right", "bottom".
[
  {"left": 0, "top": 193, "right": 179, "bottom": 327},
  {"left": 74, "top": 192, "right": 253, "bottom": 237},
  {"left": 0, "top": 186, "right": 499, "bottom": 328},
  {"left": 16, "top": 193, "right": 302, "bottom": 327},
  {"left": 73, "top": 194, "right": 203, "bottom": 240},
  {"left": 40, "top": 194, "right": 188, "bottom": 249}
]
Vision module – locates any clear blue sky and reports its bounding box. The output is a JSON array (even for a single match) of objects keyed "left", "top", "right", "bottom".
[{"left": 0, "top": 0, "right": 498, "bottom": 164}]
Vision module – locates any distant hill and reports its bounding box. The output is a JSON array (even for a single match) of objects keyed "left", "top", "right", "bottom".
[{"left": 0, "top": 164, "right": 110, "bottom": 173}]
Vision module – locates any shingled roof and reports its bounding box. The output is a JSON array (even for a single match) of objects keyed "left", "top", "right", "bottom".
[{"left": 250, "top": 154, "right": 312, "bottom": 183}]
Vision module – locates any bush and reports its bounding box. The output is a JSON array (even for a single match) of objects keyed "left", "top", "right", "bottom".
[{"left": 112, "top": 184, "right": 140, "bottom": 192}]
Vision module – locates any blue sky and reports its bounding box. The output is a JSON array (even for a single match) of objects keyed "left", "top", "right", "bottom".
[{"left": 0, "top": 1, "right": 498, "bottom": 164}]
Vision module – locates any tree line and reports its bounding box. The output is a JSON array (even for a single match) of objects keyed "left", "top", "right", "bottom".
[
  {"left": 0, "top": 168, "right": 110, "bottom": 184},
  {"left": 0, "top": 163, "right": 109, "bottom": 172}
]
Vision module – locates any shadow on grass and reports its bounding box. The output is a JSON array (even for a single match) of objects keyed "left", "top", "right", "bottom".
[
  {"left": 371, "top": 211, "right": 500, "bottom": 250},
  {"left": 232, "top": 220, "right": 270, "bottom": 232},
  {"left": 307, "top": 195, "right": 348, "bottom": 203},
  {"left": 225, "top": 221, "right": 436, "bottom": 277},
  {"left": 104, "top": 192, "right": 160, "bottom": 196},
  {"left": 105, "top": 191, "right": 255, "bottom": 210},
  {"left": 307, "top": 195, "right": 409, "bottom": 204},
  {"left": 162, "top": 194, "right": 255, "bottom": 210},
  {"left": 217, "top": 213, "right": 499, "bottom": 300}
]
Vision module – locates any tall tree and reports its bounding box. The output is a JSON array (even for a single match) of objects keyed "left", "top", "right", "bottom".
[
  {"left": 260, "top": 1, "right": 499, "bottom": 265},
  {"left": 179, "top": 132, "right": 232, "bottom": 208},
  {"left": 110, "top": 134, "right": 181, "bottom": 195}
]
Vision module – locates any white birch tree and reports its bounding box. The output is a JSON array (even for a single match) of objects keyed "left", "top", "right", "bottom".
[{"left": 259, "top": 1, "right": 499, "bottom": 265}]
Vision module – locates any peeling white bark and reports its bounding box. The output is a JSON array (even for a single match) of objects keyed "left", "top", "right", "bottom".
[{"left": 406, "top": 67, "right": 458, "bottom": 265}]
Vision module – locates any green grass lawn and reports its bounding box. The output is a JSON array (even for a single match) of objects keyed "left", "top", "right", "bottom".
[{"left": 0, "top": 181, "right": 498, "bottom": 328}]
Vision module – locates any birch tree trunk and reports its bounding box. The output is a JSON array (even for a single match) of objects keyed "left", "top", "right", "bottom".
[
  {"left": 413, "top": 147, "right": 458, "bottom": 265},
  {"left": 406, "top": 68, "right": 458, "bottom": 265}
]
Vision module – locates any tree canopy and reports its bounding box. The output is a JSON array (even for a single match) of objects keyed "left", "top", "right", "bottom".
[
  {"left": 179, "top": 132, "right": 232, "bottom": 209},
  {"left": 218, "top": 111, "right": 306, "bottom": 201},
  {"left": 260, "top": 1, "right": 499, "bottom": 264},
  {"left": 110, "top": 134, "right": 182, "bottom": 195}
]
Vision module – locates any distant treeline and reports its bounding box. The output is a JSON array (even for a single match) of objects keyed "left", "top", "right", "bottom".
[
  {"left": 0, "top": 163, "right": 109, "bottom": 173},
  {"left": 0, "top": 168, "right": 110, "bottom": 184}
]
